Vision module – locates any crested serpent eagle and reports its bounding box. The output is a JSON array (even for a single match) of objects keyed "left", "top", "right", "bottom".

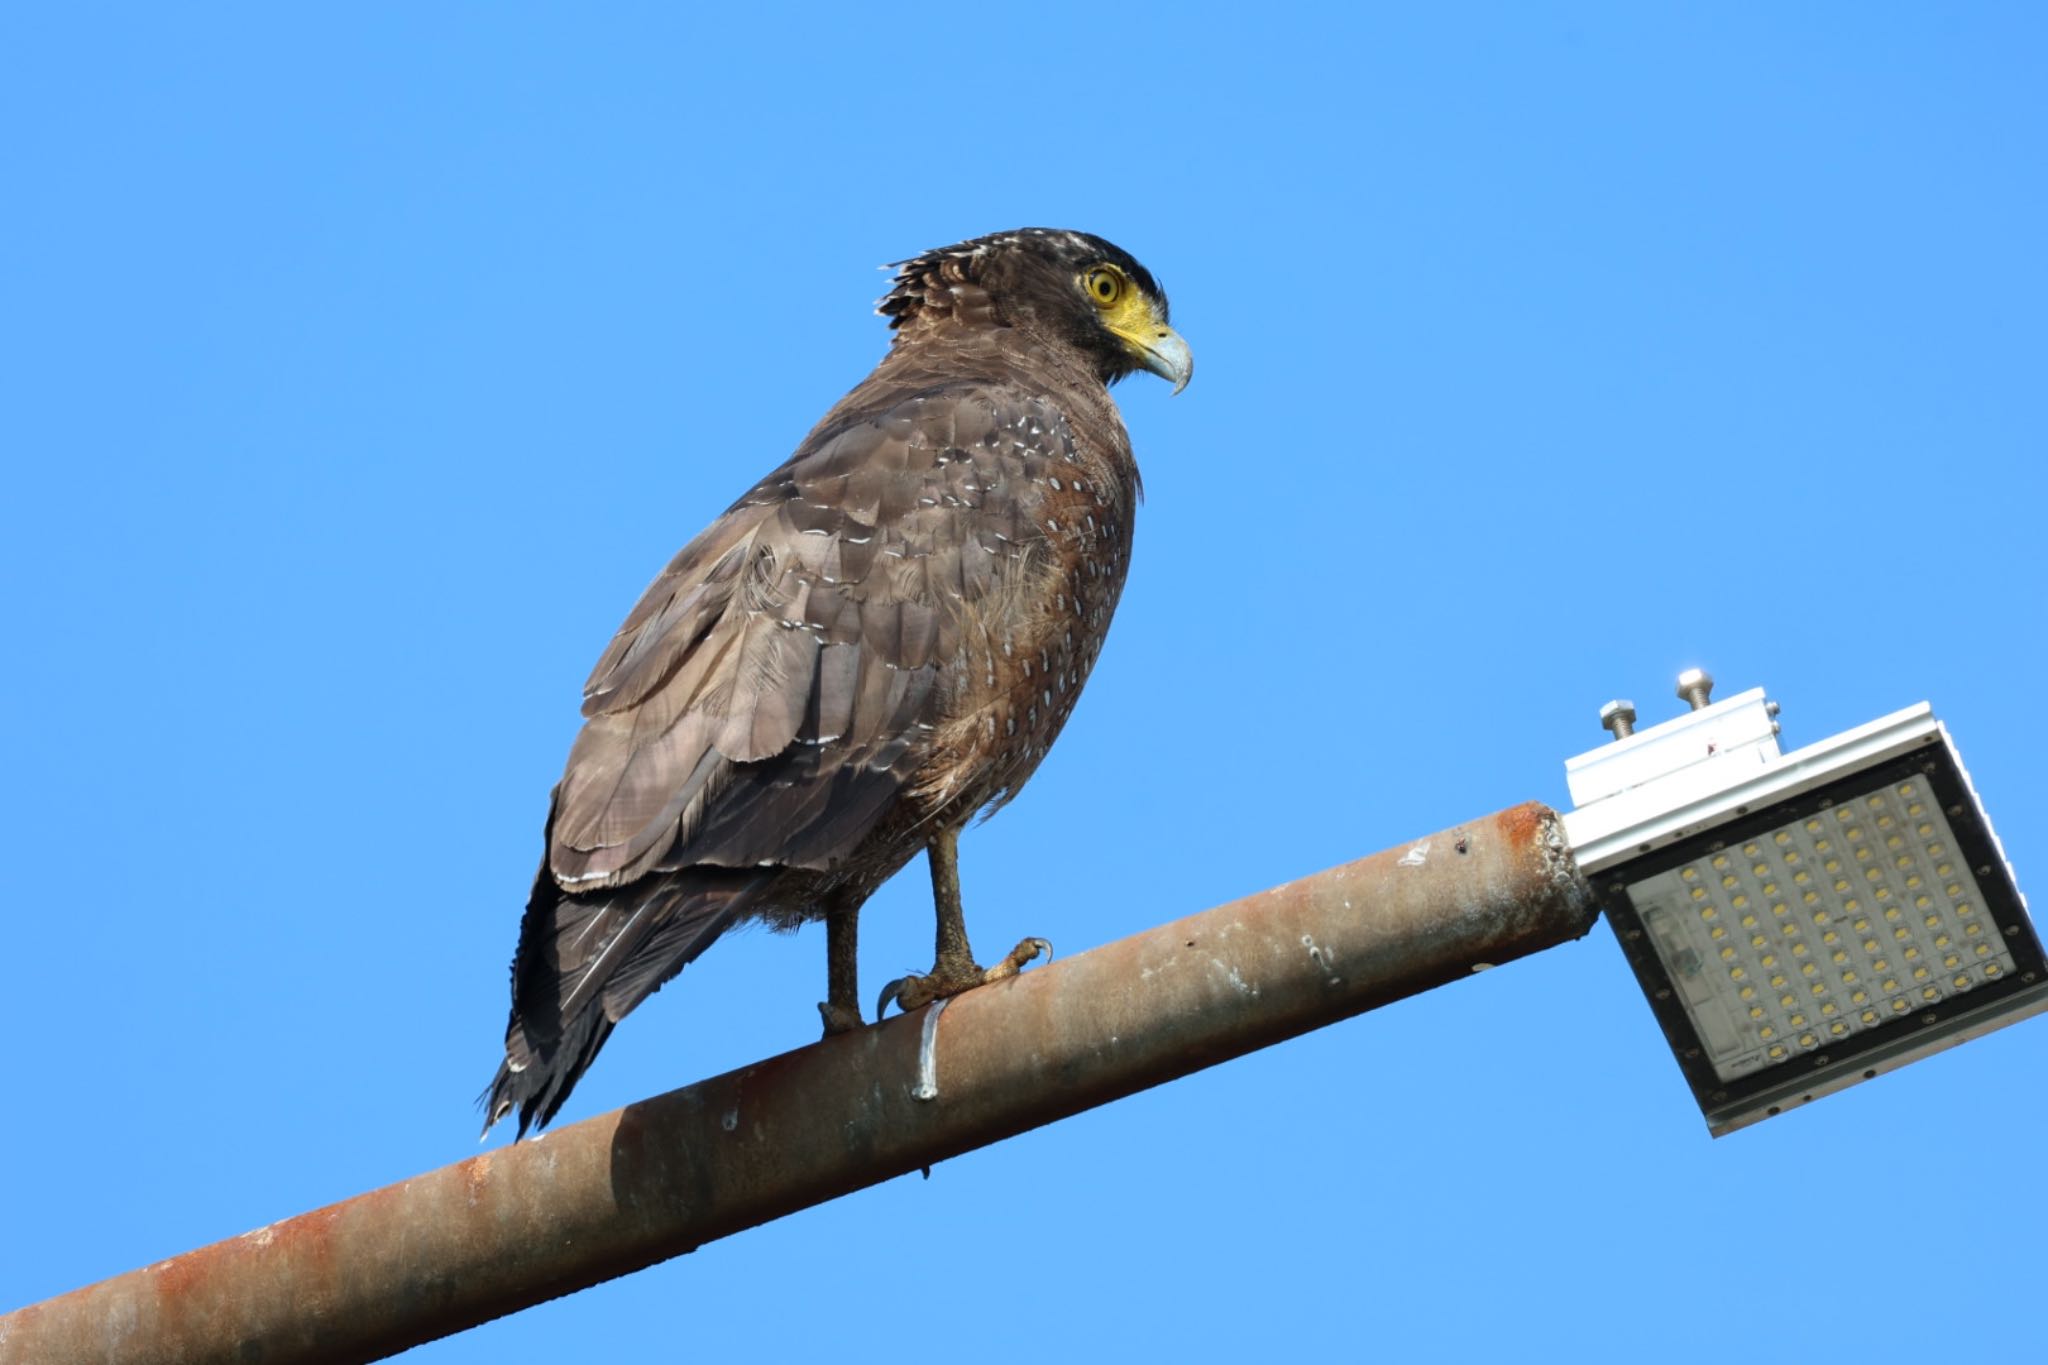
[{"left": 483, "top": 228, "right": 1191, "bottom": 1136}]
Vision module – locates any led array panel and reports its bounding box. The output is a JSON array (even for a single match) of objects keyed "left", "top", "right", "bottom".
[{"left": 1628, "top": 778, "right": 2016, "bottom": 1083}]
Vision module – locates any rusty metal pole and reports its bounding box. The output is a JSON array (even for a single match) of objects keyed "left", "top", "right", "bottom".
[{"left": 0, "top": 803, "right": 1594, "bottom": 1365}]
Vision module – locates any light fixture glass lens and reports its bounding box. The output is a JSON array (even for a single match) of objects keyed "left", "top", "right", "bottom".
[{"left": 1628, "top": 781, "right": 2017, "bottom": 1081}]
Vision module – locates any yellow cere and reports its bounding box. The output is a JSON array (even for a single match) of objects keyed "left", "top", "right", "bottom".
[
  {"left": 1628, "top": 781, "right": 2017, "bottom": 1083},
  {"left": 1084, "top": 265, "right": 1172, "bottom": 358}
]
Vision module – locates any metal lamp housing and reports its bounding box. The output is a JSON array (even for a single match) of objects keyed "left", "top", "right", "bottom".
[{"left": 1563, "top": 687, "right": 2046, "bottom": 1136}]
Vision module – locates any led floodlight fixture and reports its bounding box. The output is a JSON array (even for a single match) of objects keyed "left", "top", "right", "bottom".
[{"left": 1563, "top": 671, "right": 2045, "bottom": 1136}]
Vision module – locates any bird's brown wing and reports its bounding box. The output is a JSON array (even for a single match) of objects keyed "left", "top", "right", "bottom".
[
  {"left": 547, "top": 382, "right": 1065, "bottom": 896},
  {"left": 490, "top": 380, "right": 1090, "bottom": 1135}
]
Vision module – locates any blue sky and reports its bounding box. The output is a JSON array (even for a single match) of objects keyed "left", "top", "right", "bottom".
[{"left": 6, "top": 4, "right": 2045, "bottom": 1359}]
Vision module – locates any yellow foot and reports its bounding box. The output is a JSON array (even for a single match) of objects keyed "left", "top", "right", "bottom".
[{"left": 875, "top": 937, "right": 1053, "bottom": 1017}]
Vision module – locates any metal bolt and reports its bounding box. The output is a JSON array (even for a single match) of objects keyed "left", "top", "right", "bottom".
[
  {"left": 1600, "top": 699, "right": 1637, "bottom": 740},
  {"left": 1676, "top": 668, "right": 1714, "bottom": 711}
]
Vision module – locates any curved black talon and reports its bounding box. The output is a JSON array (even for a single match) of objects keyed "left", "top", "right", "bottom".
[
  {"left": 875, "top": 976, "right": 912, "bottom": 1020},
  {"left": 986, "top": 936, "right": 1052, "bottom": 980}
]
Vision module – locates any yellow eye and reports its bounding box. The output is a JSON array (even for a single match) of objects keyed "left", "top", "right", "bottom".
[{"left": 1085, "top": 268, "right": 1123, "bottom": 306}]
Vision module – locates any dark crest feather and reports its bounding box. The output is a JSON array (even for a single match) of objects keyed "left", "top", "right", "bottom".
[{"left": 877, "top": 227, "right": 1167, "bottom": 331}]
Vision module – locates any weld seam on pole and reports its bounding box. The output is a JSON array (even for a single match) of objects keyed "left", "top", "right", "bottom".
[{"left": 912, "top": 994, "right": 948, "bottom": 1101}]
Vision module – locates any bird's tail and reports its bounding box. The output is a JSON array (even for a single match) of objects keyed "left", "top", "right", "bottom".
[{"left": 481, "top": 861, "right": 765, "bottom": 1138}]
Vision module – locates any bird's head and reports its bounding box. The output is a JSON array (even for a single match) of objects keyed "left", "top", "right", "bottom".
[{"left": 878, "top": 228, "right": 1192, "bottom": 394}]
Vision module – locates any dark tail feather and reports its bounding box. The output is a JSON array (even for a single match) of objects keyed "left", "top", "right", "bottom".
[
  {"left": 480, "top": 1000, "right": 617, "bottom": 1142},
  {"left": 481, "top": 861, "right": 762, "bottom": 1139}
]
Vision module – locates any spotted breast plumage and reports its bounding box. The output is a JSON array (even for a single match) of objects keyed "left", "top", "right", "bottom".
[{"left": 484, "top": 228, "right": 1190, "bottom": 1136}]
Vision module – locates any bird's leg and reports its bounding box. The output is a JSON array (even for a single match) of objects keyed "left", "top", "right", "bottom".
[
  {"left": 817, "top": 899, "right": 865, "bottom": 1036},
  {"left": 875, "top": 827, "right": 1052, "bottom": 1017},
  {"left": 929, "top": 824, "right": 977, "bottom": 979}
]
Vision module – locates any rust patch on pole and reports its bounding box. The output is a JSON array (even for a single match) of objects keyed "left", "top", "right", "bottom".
[{"left": 0, "top": 803, "right": 1594, "bottom": 1365}]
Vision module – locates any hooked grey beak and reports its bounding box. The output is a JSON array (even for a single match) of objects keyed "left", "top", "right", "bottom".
[{"left": 1136, "top": 326, "right": 1193, "bottom": 395}]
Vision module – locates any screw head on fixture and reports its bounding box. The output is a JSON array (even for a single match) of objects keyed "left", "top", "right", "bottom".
[
  {"left": 1676, "top": 668, "right": 1714, "bottom": 711},
  {"left": 1600, "top": 699, "right": 1637, "bottom": 740}
]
